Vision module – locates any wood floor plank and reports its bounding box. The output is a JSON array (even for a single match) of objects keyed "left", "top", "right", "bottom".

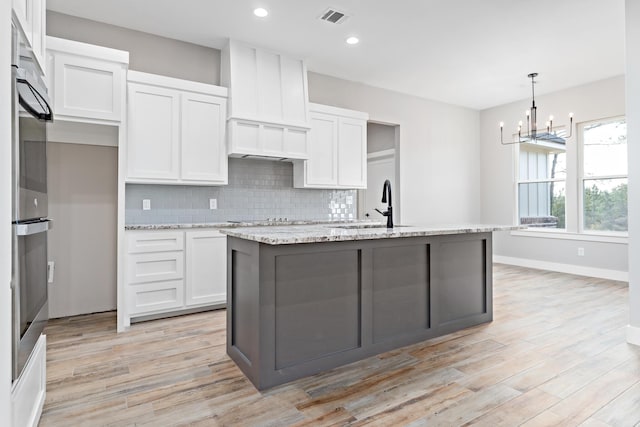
[
  {"left": 463, "top": 388, "right": 561, "bottom": 426},
  {"left": 536, "top": 367, "right": 639, "bottom": 425},
  {"left": 38, "top": 265, "right": 640, "bottom": 426},
  {"left": 591, "top": 380, "right": 640, "bottom": 426}
]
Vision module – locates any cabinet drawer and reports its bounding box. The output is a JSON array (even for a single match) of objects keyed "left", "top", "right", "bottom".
[
  {"left": 128, "top": 280, "right": 185, "bottom": 315},
  {"left": 127, "top": 231, "right": 184, "bottom": 253},
  {"left": 127, "top": 251, "right": 184, "bottom": 284}
]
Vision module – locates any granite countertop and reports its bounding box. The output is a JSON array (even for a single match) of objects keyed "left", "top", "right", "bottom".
[
  {"left": 219, "top": 223, "right": 522, "bottom": 245},
  {"left": 124, "top": 219, "right": 376, "bottom": 231}
]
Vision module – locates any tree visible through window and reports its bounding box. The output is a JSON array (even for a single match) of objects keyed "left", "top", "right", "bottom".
[{"left": 581, "top": 118, "right": 627, "bottom": 232}]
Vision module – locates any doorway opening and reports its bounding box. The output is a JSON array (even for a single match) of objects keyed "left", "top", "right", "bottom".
[{"left": 359, "top": 122, "right": 400, "bottom": 223}]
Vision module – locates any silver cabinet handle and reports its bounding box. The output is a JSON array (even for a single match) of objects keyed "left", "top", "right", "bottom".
[{"left": 15, "top": 220, "right": 50, "bottom": 236}]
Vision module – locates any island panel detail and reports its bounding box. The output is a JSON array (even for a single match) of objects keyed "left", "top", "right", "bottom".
[{"left": 226, "top": 232, "right": 493, "bottom": 390}]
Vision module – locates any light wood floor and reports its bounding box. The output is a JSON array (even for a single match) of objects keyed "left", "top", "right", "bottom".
[{"left": 39, "top": 265, "right": 640, "bottom": 426}]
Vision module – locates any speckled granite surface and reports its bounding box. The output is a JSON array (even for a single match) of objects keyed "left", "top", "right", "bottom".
[
  {"left": 124, "top": 219, "right": 376, "bottom": 231},
  {"left": 220, "top": 224, "right": 521, "bottom": 245}
]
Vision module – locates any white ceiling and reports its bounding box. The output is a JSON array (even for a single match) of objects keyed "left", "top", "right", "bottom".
[{"left": 47, "top": 0, "right": 626, "bottom": 110}]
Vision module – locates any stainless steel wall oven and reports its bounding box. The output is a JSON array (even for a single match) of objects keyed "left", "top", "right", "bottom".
[{"left": 11, "top": 24, "right": 53, "bottom": 381}]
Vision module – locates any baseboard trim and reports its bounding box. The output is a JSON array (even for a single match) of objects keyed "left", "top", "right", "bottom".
[
  {"left": 627, "top": 325, "right": 640, "bottom": 346},
  {"left": 493, "top": 255, "right": 629, "bottom": 282}
]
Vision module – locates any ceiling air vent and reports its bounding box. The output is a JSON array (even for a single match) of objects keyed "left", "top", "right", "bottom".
[{"left": 319, "top": 8, "right": 349, "bottom": 24}]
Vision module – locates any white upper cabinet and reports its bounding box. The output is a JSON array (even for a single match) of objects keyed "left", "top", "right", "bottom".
[
  {"left": 127, "top": 83, "right": 180, "bottom": 180},
  {"left": 12, "top": 0, "right": 47, "bottom": 76},
  {"left": 294, "top": 103, "right": 368, "bottom": 189},
  {"left": 126, "top": 71, "right": 228, "bottom": 185},
  {"left": 304, "top": 113, "right": 339, "bottom": 186},
  {"left": 181, "top": 92, "right": 227, "bottom": 183},
  {"left": 221, "top": 40, "right": 310, "bottom": 159},
  {"left": 337, "top": 116, "right": 367, "bottom": 187},
  {"left": 46, "top": 37, "right": 129, "bottom": 124},
  {"left": 30, "top": 0, "right": 45, "bottom": 73},
  {"left": 12, "top": 0, "right": 32, "bottom": 43}
]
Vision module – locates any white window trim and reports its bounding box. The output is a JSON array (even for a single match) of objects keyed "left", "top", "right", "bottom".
[
  {"left": 513, "top": 141, "right": 569, "bottom": 231},
  {"left": 511, "top": 229, "right": 628, "bottom": 244},
  {"left": 577, "top": 116, "right": 627, "bottom": 234},
  {"left": 513, "top": 116, "right": 628, "bottom": 242}
]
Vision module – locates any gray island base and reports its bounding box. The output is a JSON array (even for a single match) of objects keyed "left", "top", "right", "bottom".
[{"left": 222, "top": 224, "right": 516, "bottom": 390}]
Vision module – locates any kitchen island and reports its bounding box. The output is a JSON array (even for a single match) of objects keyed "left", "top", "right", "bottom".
[{"left": 221, "top": 223, "right": 517, "bottom": 390}]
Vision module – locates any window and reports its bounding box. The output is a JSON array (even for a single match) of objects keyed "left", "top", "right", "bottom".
[
  {"left": 580, "top": 117, "right": 627, "bottom": 233},
  {"left": 517, "top": 138, "right": 567, "bottom": 229},
  {"left": 516, "top": 117, "right": 627, "bottom": 236}
]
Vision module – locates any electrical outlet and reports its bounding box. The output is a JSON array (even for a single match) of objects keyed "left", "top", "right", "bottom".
[
  {"left": 142, "top": 199, "right": 151, "bottom": 210},
  {"left": 578, "top": 247, "right": 585, "bottom": 256},
  {"left": 209, "top": 198, "right": 217, "bottom": 210},
  {"left": 47, "top": 261, "right": 55, "bottom": 284}
]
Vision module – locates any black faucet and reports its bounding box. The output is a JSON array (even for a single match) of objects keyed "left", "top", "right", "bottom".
[{"left": 375, "top": 179, "right": 393, "bottom": 228}]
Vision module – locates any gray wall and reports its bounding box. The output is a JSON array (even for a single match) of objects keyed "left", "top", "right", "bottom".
[
  {"left": 126, "top": 159, "right": 356, "bottom": 224},
  {"left": 47, "top": 142, "right": 118, "bottom": 317},
  {"left": 308, "top": 72, "right": 481, "bottom": 226},
  {"left": 367, "top": 122, "right": 396, "bottom": 153},
  {"left": 47, "top": 11, "right": 220, "bottom": 85},
  {"left": 49, "top": 11, "right": 483, "bottom": 228},
  {"left": 480, "top": 76, "right": 628, "bottom": 274}
]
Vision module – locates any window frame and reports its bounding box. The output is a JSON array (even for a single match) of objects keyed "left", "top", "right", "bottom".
[
  {"left": 514, "top": 134, "right": 569, "bottom": 231},
  {"left": 513, "top": 116, "right": 628, "bottom": 240},
  {"left": 577, "top": 116, "right": 628, "bottom": 236}
]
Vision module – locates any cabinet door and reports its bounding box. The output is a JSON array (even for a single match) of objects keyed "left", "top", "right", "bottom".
[
  {"left": 185, "top": 230, "right": 226, "bottom": 307},
  {"left": 338, "top": 117, "right": 367, "bottom": 188},
  {"left": 127, "top": 83, "right": 180, "bottom": 181},
  {"left": 52, "top": 53, "right": 123, "bottom": 121},
  {"left": 181, "top": 93, "right": 227, "bottom": 184},
  {"left": 30, "top": 0, "right": 45, "bottom": 75},
  {"left": 12, "top": 0, "right": 33, "bottom": 47},
  {"left": 306, "top": 113, "right": 338, "bottom": 186},
  {"left": 12, "top": 335, "right": 46, "bottom": 427}
]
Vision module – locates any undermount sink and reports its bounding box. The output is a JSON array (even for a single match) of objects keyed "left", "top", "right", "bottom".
[{"left": 333, "top": 224, "right": 409, "bottom": 229}]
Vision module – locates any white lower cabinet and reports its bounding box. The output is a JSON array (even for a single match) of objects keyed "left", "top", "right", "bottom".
[
  {"left": 12, "top": 335, "right": 46, "bottom": 427},
  {"left": 185, "top": 230, "right": 227, "bottom": 306},
  {"left": 123, "top": 229, "right": 226, "bottom": 326}
]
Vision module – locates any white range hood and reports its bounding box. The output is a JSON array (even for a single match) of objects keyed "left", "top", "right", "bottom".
[{"left": 221, "top": 40, "right": 310, "bottom": 160}]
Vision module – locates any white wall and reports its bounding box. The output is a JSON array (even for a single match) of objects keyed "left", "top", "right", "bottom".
[
  {"left": 1, "top": 0, "right": 13, "bottom": 423},
  {"left": 308, "top": 72, "right": 481, "bottom": 226},
  {"left": 480, "top": 76, "right": 628, "bottom": 277},
  {"left": 625, "top": 0, "right": 640, "bottom": 345}
]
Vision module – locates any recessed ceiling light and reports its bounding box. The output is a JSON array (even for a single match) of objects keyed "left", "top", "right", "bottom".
[
  {"left": 254, "top": 8, "right": 269, "bottom": 18},
  {"left": 346, "top": 36, "right": 359, "bottom": 45}
]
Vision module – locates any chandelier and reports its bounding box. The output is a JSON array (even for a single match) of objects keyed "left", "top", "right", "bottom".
[{"left": 500, "top": 73, "right": 573, "bottom": 145}]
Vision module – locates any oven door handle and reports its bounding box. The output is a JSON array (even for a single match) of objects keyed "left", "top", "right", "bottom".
[
  {"left": 14, "top": 220, "right": 50, "bottom": 236},
  {"left": 17, "top": 77, "right": 53, "bottom": 122}
]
